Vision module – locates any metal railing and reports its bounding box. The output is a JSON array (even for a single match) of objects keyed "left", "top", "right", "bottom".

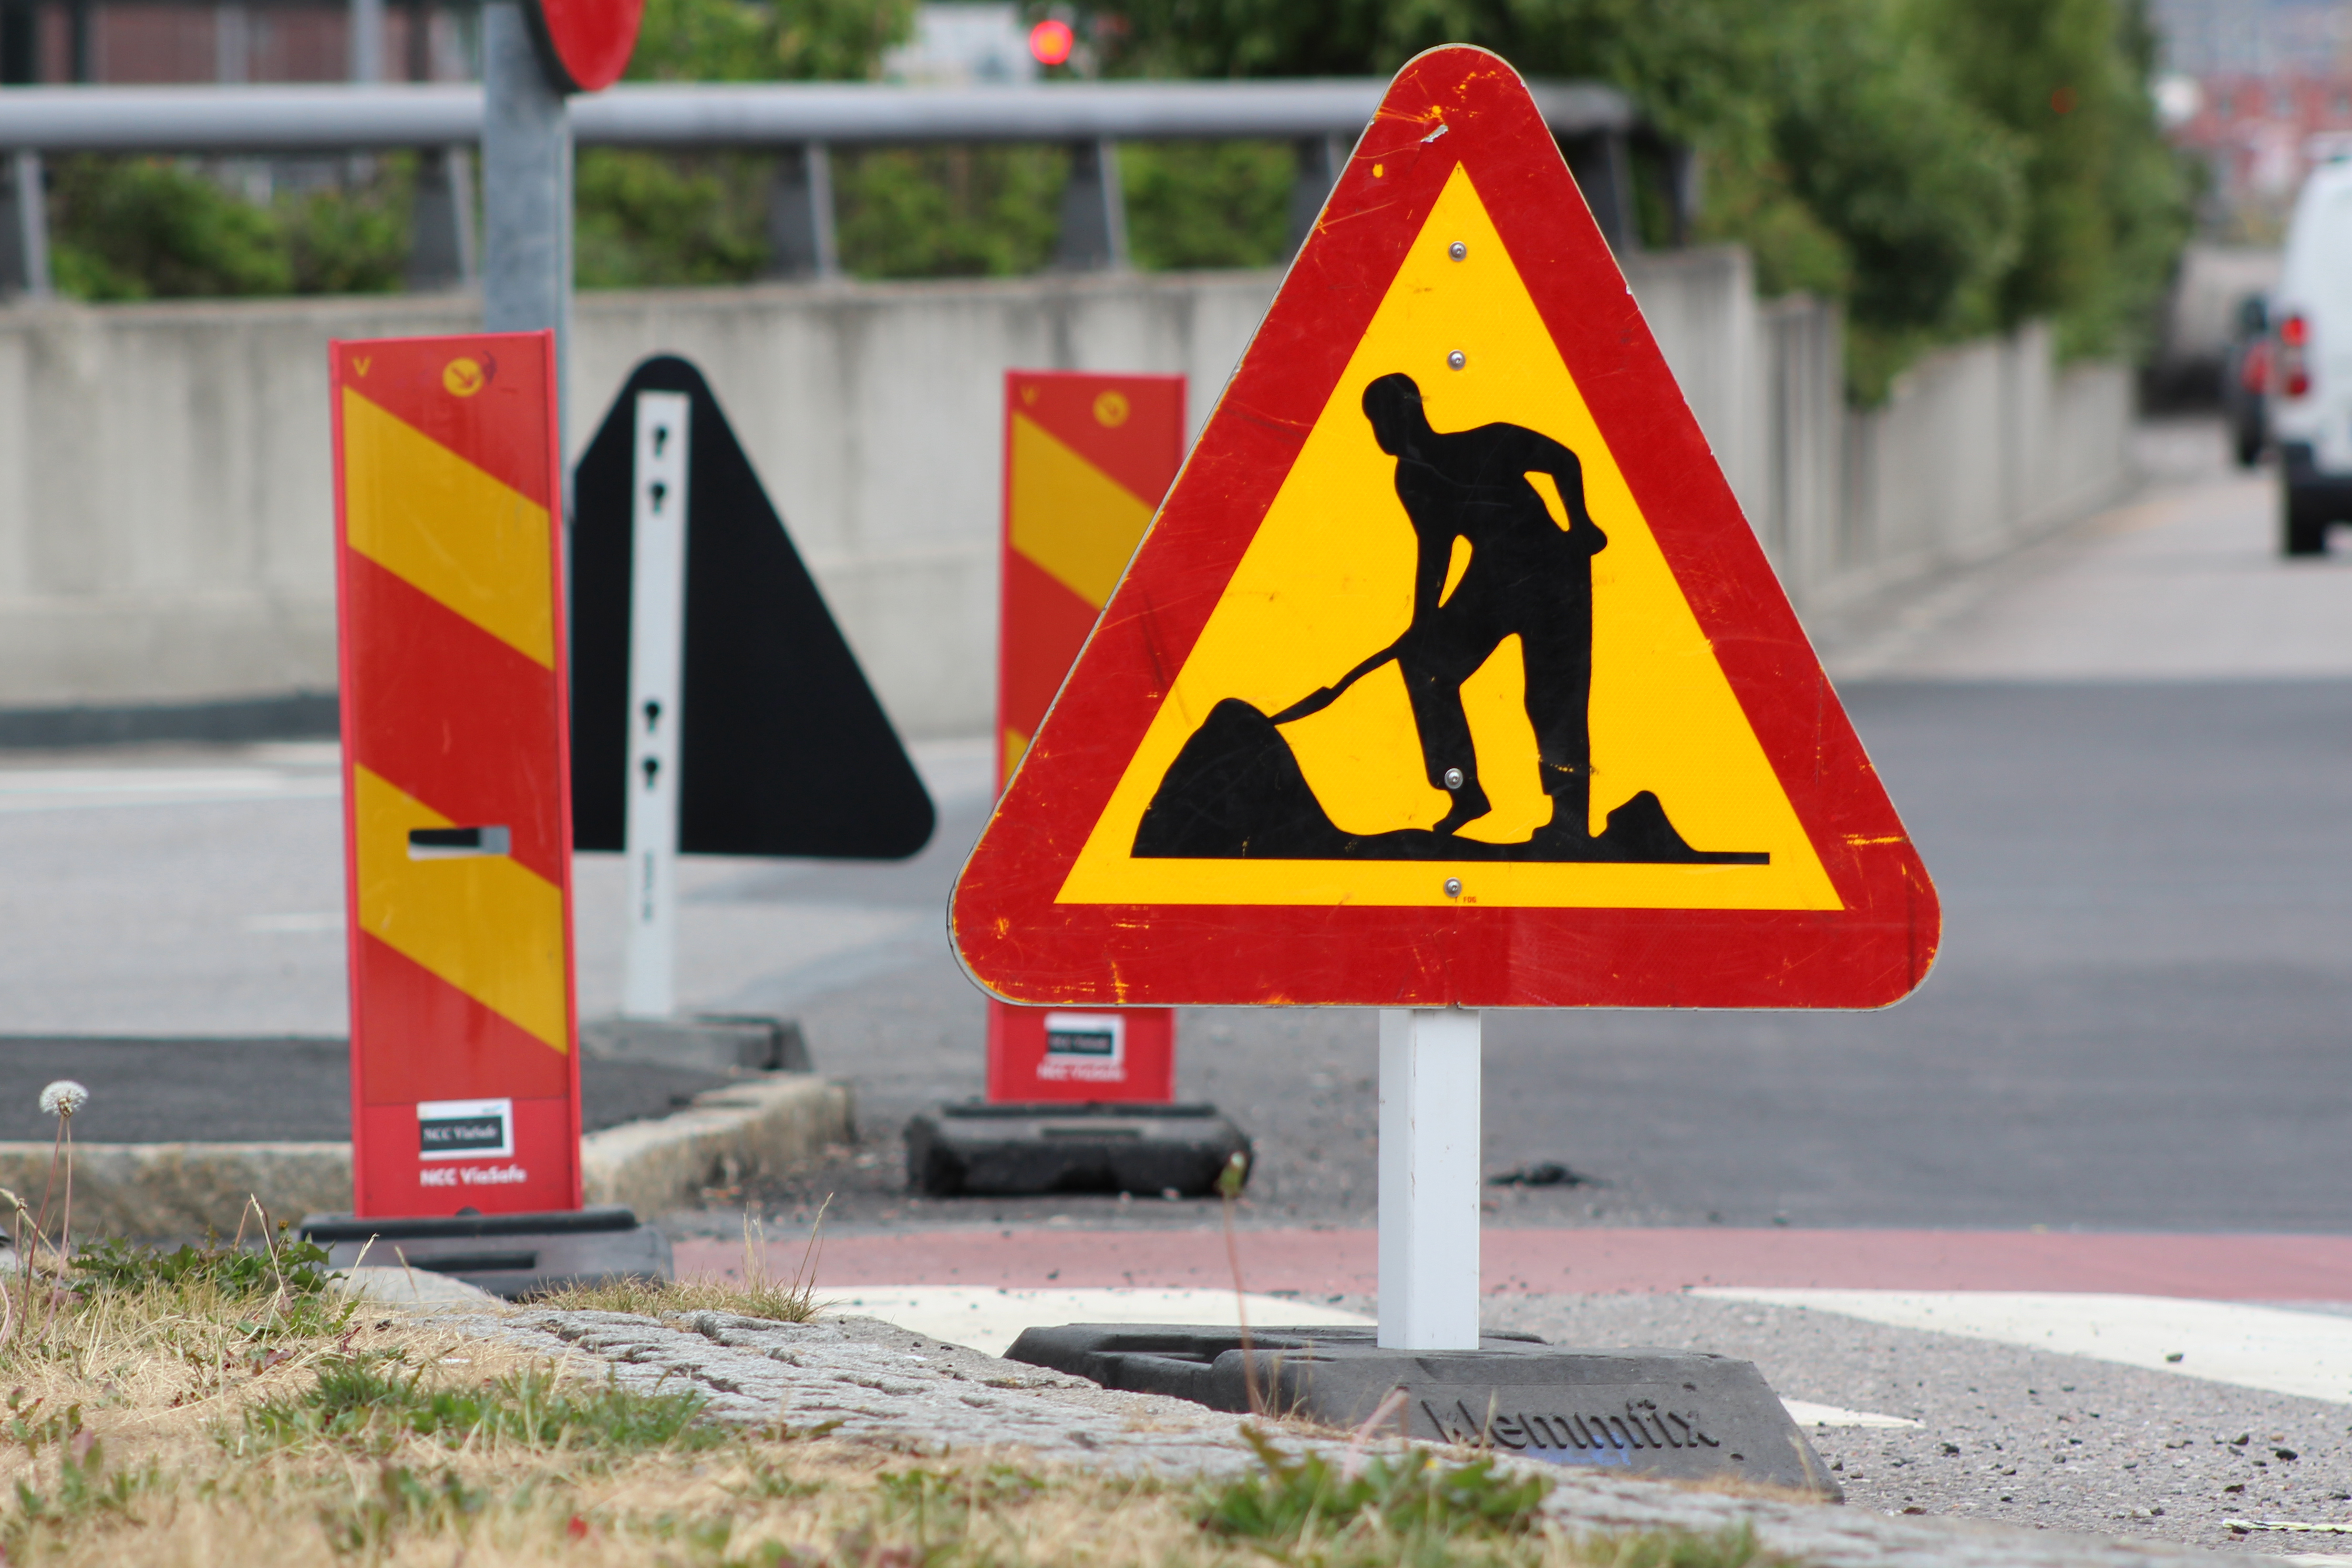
[{"left": 0, "top": 77, "right": 1668, "bottom": 297}]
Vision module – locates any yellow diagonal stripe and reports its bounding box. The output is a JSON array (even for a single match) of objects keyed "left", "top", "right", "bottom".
[
  {"left": 1009, "top": 412, "right": 1154, "bottom": 608},
  {"left": 341, "top": 387, "right": 555, "bottom": 667},
  {"left": 353, "top": 764, "right": 569, "bottom": 1050}
]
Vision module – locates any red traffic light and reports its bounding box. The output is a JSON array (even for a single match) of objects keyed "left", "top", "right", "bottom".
[{"left": 1029, "top": 18, "right": 1074, "bottom": 66}]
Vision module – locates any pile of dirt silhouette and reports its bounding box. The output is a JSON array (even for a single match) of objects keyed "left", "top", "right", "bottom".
[{"left": 1131, "top": 698, "right": 1767, "bottom": 865}]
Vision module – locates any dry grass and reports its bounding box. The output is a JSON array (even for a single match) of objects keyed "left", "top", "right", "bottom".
[
  {"left": 0, "top": 1216, "right": 1792, "bottom": 1567},
  {"left": 534, "top": 1209, "right": 826, "bottom": 1324},
  {"left": 0, "top": 1428, "right": 1788, "bottom": 1568},
  {"left": 530, "top": 1273, "right": 821, "bottom": 1324}
]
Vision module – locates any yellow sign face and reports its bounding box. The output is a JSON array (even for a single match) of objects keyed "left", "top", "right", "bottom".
[{"left": 1057, "top": 166, "right": 1839, "bottom": 912}]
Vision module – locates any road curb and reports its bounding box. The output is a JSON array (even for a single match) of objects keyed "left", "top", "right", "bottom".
[
  {"left": 0, "top": 1141, "right": 348, "bottom": 1237},
  {"left": 581, "top": 1075, "right": 853, "bottom": 1217},
  {"left": 0, "top": 1075, "right": 853, "bottom": 1237}
]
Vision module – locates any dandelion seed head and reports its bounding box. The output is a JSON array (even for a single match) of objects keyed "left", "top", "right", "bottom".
[{"left": 38, "top": 1081, "right": 87, "bottom": 1119}]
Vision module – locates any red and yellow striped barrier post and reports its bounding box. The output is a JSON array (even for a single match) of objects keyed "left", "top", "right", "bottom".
[
  {"left": 989, "top": 370, "right": 1184, "bottom": 1102},
  {"left": 330, "top": 332, "right": 581, "bottom": 1216}
]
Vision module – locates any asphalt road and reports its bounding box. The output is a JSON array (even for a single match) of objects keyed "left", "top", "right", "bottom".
[
  {"left": 3, "top": 419, "right": 2350, "bottom": 1241},
  {"left": 0, "top": 1038, "right": 724, "bottom": 1144}
]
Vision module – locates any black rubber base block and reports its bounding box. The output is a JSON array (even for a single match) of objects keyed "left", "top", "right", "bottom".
[
  {"left": 300, "top": 1205, "right": 674, "bottom": 1300},
  {"left": 577, "top": 1014, "right": 811, "bottom": 1074},
  {"left": 1007, "top": 1324, "right": 1840, "bottom": 1499},
  {"left": 905, "top": 1102, "right": 1252, "bottom": 1198}
]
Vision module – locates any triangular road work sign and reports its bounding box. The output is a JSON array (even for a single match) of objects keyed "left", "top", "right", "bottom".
[
  {"left": 952, "top": 47, "right": 1937, "bottom": 1010},
  {"left": 572, "top": 356, "right": 934, "bottom": 860}
]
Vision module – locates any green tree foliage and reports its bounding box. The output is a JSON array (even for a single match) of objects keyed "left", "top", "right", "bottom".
[
  {"left": 1103, "top": 0, "right": 2190, "bottom": 391},
  {"left": 624, "top": 0, "right": 918, "bottom": 82},
  {"left": 1122, "top": 141, "right": 1294, "bottom": 270},
  {"left": 47, "top": 155, "right": 411, "bottom": 302},
  {"left": 835, "top": 146, "right": 1068, "bottom": 278},
  {"left": 574, "top": 151, "right": 771, "bottom": 287},
  {"left": 1913, "top": 0, "right": 2190, "bottom": 360},
  {"left": 579, "top": 0, "right": 930, "bottom": 285}
]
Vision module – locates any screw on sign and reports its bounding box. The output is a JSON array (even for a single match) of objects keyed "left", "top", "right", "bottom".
[
  {"left": 525, "top": 0, "right": 642, "bottom": 91},
  {"left": 957, "top": 43, "right": 1937, "bottom": 1408}
]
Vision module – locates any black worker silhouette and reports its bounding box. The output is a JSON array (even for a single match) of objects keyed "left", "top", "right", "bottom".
[{"left": 1132, "top": 373, "right": 1767, "bottom": 865}]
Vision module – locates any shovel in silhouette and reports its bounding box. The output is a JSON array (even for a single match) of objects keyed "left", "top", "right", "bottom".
[{"left": 1268, "top": 640, "right": 1402, "bottom": 725}]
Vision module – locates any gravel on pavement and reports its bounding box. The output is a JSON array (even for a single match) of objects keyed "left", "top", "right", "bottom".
[{"left": 1474, "top": 1293, "right": 2352, "bottom": 1560}]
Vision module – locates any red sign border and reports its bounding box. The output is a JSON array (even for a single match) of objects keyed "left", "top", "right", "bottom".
[{"left": 952, "top": 46, "right": 1940, "bottom": 1011}]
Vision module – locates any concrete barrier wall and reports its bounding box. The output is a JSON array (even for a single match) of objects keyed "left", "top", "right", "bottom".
[
  {"left": 1825, "top": 321, "right": 2134, "bottom": 607},
  {"left": 0, "top": 252, "right": 2132, "bottom": 738}
]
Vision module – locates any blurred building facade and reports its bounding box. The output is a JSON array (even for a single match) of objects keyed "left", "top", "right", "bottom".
[
  {"left": 0, "top": 0, "right": 467, "bottom": 86},
  {"left": 2152, "top": 0, "right": 2352, "bottom": 240}
]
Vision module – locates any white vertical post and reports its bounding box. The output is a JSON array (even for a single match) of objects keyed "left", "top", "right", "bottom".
[
  {"left": 1377, "top": 1007, "right": 1482, "bottom": 1350},
  {"left": 621, "top": 391, "right": 689, "bottom": 1020}
]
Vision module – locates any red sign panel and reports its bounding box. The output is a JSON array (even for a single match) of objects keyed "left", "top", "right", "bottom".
[
  {"left": 529, "top": 0, "right": 642, "bottom": 92},
  {"left": 331, "top": 332, "right": 582, "bottom": 1215},
  {"left": 993, "top": 370, "right": 1184, "bottom": 1100},
  {"left": 952, "top": 48, "right": 1939, "bottom": 1012}
]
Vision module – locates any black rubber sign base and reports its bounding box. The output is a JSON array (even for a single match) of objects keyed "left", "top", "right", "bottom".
[
  {"left": 1007, "top": 1324, "right": 1841, "bottom": 1499},
  {"left": 905, "top": 1102, "right": 1252, "bottom": 1198},
  {"left": 300, "top": 1205, "right": 673, "bottom": 1300}
]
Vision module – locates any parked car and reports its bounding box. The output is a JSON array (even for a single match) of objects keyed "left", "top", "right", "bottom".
[
  {"left": 2272, "top": 158, "right": 2352, "bottom": 554},
  {"left": 2223, "top": 293, "right": 2271, "bottom": 468}
]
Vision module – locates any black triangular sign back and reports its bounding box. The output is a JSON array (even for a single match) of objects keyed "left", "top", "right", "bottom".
[{"left": 572, "top": 355, "right": 935, "bottom": 860}]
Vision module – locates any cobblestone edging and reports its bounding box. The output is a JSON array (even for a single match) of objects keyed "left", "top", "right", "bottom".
[{"left": 418, "top": 1304, "right": 2246, "bottom": 1568}]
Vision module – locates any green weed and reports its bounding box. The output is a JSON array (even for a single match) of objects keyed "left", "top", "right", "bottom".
[
  {"left": 240, "top": 1354, "right": 726, "bottom": 1457},
  {"left": 319, "top": 1463, "right": 493, "bottom": 1553},
  {"left": 1580, "top": 1524, "right": 1784, "bottom": 1568},
  {"left": 1202, "top": 1427, "right": 1552, "bottom": 1551},
  {"left": 1, "top": 1395, "right": 160, "bottom": 1553},
  {"left": 75, "top": 1233, "right": 336, "bottom": 1300}
]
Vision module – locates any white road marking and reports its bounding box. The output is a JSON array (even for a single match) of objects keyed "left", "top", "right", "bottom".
[
  {"left": 1696, "top": 1290, "right": 2352, "bottom": 1405},
  {"left": 1779, "top": 1399, "right": 1919, "bottom": 1429},
  {"left": 0, "top": 768, "right": 338, "bottom": 811},
  {"left": 816, "top": 1285, "right": 1371, "bottom": 1359}
]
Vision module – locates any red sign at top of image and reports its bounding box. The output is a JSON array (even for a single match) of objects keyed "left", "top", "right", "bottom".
[
  {"left": 950, "top": 46, "right": 1940, "bottom": 1013},
  {"left": 530, "top": 0, "right": 642, "bottom": 92}
]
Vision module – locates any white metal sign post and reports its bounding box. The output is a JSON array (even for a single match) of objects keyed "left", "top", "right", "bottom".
[
  {"left": 620, "top": 390, "right": 689, "bottom": 1019},
  {"left": 1377, "top": 1007, "right": 1482, "bottom": 1350}
]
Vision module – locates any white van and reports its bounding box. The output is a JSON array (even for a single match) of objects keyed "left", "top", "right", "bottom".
[{"left": 2272, "top": 158, "right": 2352, "bottom": 553}]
